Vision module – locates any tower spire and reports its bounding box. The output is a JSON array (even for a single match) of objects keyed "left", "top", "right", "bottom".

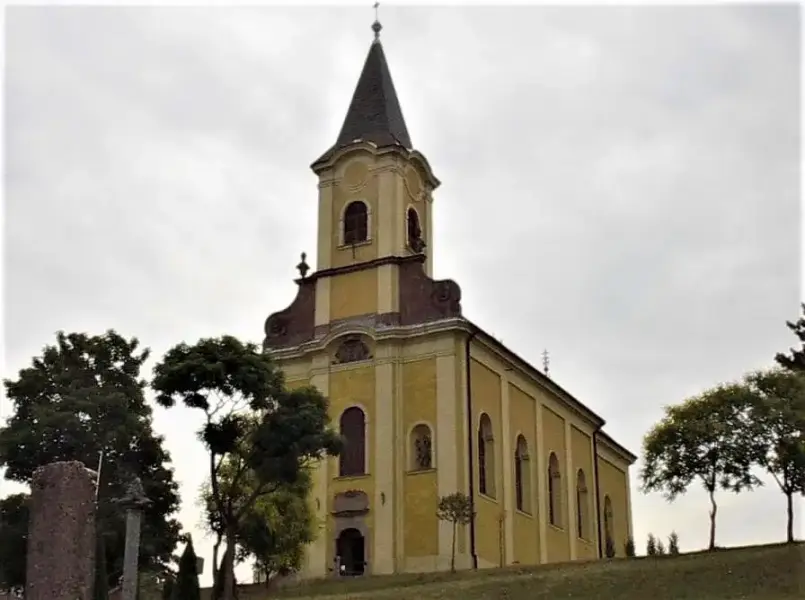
[{"left": 312, "top": 8, "right": 411, "bottom": 168}]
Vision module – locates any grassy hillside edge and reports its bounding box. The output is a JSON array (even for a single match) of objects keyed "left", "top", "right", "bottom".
[{"left": 211, "top": 542, "right": 804, "bottom": 600}]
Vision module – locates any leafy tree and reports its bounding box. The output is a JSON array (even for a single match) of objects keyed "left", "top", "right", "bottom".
[
  {"left": 0, "top": 493, "right": 28, "bottom": 593},
  {"left": 646, "top": 533, "right": 657, "bottom": 556},
  {"left": 776, "top": 303, "right": 805, "bottom": 372},
  {"left": 668, "top": 531, "right": 680, "bottom": 555},
  {"left": 604, "top": 534, "right": 616, "bottom": 559},
  {"left": 624, "top": 536, "right": 635, "bottom": 558},
  {"left": 656, "top": 539, "right": 666, "bottom": 556},
  {"left": 743, "top": 369, "right": 805, "bottom": 543},
  {"left": 640, "top": 385, "right": 759, "bottom": 550},
  {"left": 0, "top": 330, "right": 182, "bottom": 588},
  {"left": 436, "top": 492, "right": 474, "bottom": 572},
  {"left": 199, "top": 445, "right": 316, "bottom": 588},
  {"left": 240, "top": 475, "right": 314, "bottom": 586},
  {"left": 172, "top": 538, "right": 200, "bottom": 600},
  {"left": 152, "top": 336, "right": 341, "bottom": 600}
]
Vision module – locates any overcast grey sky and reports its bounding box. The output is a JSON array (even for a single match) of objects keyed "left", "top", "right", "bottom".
[{"left": 3, "top": 4, "right": 801, "bottom": 585}]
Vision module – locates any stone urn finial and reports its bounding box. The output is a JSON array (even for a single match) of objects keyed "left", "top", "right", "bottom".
[
  {"left": 296, "top": 252, "right": 310, "bottom": 279},
  {"left": 115, "top": 476, "right": 151, "bottom": 510}
]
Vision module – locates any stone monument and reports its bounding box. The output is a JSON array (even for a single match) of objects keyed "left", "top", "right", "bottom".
[
  {"left": 114, "top": 477, "right": 151, "bottom": 600},
  {"left": 25, "top": 460, "right": 97, "bottom": 600}
]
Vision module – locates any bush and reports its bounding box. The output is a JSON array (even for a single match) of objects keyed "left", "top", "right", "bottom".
[
  {"left": 605, "top": 535, "right": 616, "bottom": 558},
  {"left": 668, "top": 531, "right": 680, "bottom": 555},
  {"left": 646, "top": 533, "right": 658, "bottom": 556},
  {"left": 624, "top": 536, "right": 636, "bottom": 557}
]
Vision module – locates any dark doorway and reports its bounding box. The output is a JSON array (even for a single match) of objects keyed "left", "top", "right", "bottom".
[{"left": 336, "top": 528, "right": 366, "bottom": 576}]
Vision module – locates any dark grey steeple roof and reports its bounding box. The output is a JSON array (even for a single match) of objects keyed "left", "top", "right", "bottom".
[{"left": 314, "top": 36, "right": 411, "bottom": 166}]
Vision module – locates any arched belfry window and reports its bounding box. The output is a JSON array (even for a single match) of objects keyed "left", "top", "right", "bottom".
[
  {"left": 478, "top": 414, "right": 496, "bottom": 498},
  {"left": 343, "top": 201, "right": 368, "bottom": 245},
  {"left": 407, "top": 207, "right": 425, "bottom": 252},
  {"left": 547, "top": 452, "right": 562, "bottom": 527},
  {"left": 577, "top": 469, "right": 590, "bottom": 540},
  {"left": 339, "top": 407, "right": 366, "bottom": 477},
  {"left": 514, "top": 435, "right": 531, "bottom": 514},
  {"left": 409, "top": 424, "right": 433, "bottom": 471}
]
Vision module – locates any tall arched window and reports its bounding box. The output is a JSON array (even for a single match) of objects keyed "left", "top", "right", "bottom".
[
  {"left": 407, "top": 207, "right": 424, "bottom": 251},
  {"left": 576, "top": 469, "right": 589, "bottom": 539},
  {"left": 603, "top": 495, "right": 614, "bottom": 543},
  {"left": 343, "top": 201, "right": 368, "bottom": 245},
  {"left": 547, "top": 452, "right": 561, "bottom": 527},
  {"left": 409, "top": 424, "right": 433, "bottom": 471},
  {"left": 339, "top": 407, "right": 366, "bottom": 476},
  {"left": 478, "top": 414, "right": 496, "bottom": 498},
  {"left": 514, "top": 435, "right": 531, "bottom": 514}
]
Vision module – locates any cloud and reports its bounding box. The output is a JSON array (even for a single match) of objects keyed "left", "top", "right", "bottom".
[{"left": 3, "top": 5, "right": 801, "bottom": 584}]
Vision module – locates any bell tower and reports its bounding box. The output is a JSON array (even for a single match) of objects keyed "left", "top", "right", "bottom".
[
  {"left": 264, "top": 17, "right": 461, "bottom": 348},
  {"left": 310, "top": 20, "right": 440, "bottom": 279}
]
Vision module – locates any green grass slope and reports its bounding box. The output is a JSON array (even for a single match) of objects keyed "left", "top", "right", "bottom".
[{"left": 232, "top": 542, "right": 804, "bottom": 600}]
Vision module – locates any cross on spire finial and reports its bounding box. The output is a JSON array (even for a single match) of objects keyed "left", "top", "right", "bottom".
[{"left": 372, "top": 2, "right": 382, "bottom": 41}]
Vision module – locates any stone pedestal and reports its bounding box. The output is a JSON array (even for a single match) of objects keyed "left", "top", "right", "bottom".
[{"left": 25, "top": 461, "right": 97, "bottom": 600}]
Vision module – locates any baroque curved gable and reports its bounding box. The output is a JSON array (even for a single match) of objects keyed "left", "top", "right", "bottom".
[{"left": 263, "top": 279, "right": 316, "bottom": 350}]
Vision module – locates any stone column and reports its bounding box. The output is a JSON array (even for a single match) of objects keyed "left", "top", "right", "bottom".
[
  {"left": 535, "top": 404, "right": 548, "bottom": 564},
  {"left": 500, "top": 376, "right": 514, "bottom": 566},
  {"left": 564, "top": 421, "right": 577, "bottom": 560},
  {"left": 25, "top": 460, "right": 97, "bottom": 600},
  {"left": 114, "top": 477, "right": 151, "bottom": 600},
  {"left": 373, "top": 350, "right": 395, "bottom": 574}
]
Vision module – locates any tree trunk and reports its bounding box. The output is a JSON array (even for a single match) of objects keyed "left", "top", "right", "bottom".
[
  {"left": 708, "top": 490, "right": 717, "bottom": 551},
  {"left": 221, "top": 535, "right": 237, "bottom": 600},
  {"left": 212, "top": 533, "right": 221, "bottom": 583},
  {"left": 786, "top": 491, "right": 794, "bottom": 543},
  {"left": 451, "top": 523, "right": 457, "bottom": 573}
]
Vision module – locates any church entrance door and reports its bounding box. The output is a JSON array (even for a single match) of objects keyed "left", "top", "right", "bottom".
[{"left": 336, "top": 528, "right": 366, "bottom": 576}]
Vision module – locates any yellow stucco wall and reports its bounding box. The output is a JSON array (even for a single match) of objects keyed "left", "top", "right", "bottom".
[
  {"left": 330, "top": 268, "right": 378, "bottom": 320},
  {"left": 541, "top": 406, "right": 570, "bottom": 563},
  {"left": 570, "top": 426, "right": 597, "bottom": 560},
  {"left": 470, "top": 358, "right": 503, "bottom": 566},
  {"left": 274, "top": 335, "right": 635, "bottom": 576},
  {"left": 326, "top": 366, "right": 376, "bottom": 567},
  {"left": 509, "top": 383, "right": 539, "bottom": 565},
  {"left": 454, "top": 338, "right": 468, "bottom": 556},
  {"left": 403, "top": 358, "right": 439, "bottom": 557},
  {"left": 597, "top": 455, "right": 630, "bottom": 557}
]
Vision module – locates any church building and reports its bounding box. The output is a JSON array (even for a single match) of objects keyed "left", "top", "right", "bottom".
[{"left": 263, "top": 19, "right": 636, "bottom": 578}]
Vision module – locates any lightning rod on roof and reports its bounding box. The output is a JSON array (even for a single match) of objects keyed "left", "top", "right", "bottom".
[
  {"left": 372, "top": 2, "right": 382, "bottom": 41},
  {"left": 542, "top": 349, "right": 550, "bottom": 377}
]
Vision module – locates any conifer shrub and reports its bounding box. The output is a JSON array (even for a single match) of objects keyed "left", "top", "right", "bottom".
[
  {"left": 668, "top": 531, "right": 680, "bottom": 555},
  {"left": 172, "top": 538, "right": 201, "bottom": 600},
  {"left": 624, "top": 536, "right": 636, "bottom": 557},
  {"left": 646, "top": 533, "right": 658, "bottom": 556}
]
